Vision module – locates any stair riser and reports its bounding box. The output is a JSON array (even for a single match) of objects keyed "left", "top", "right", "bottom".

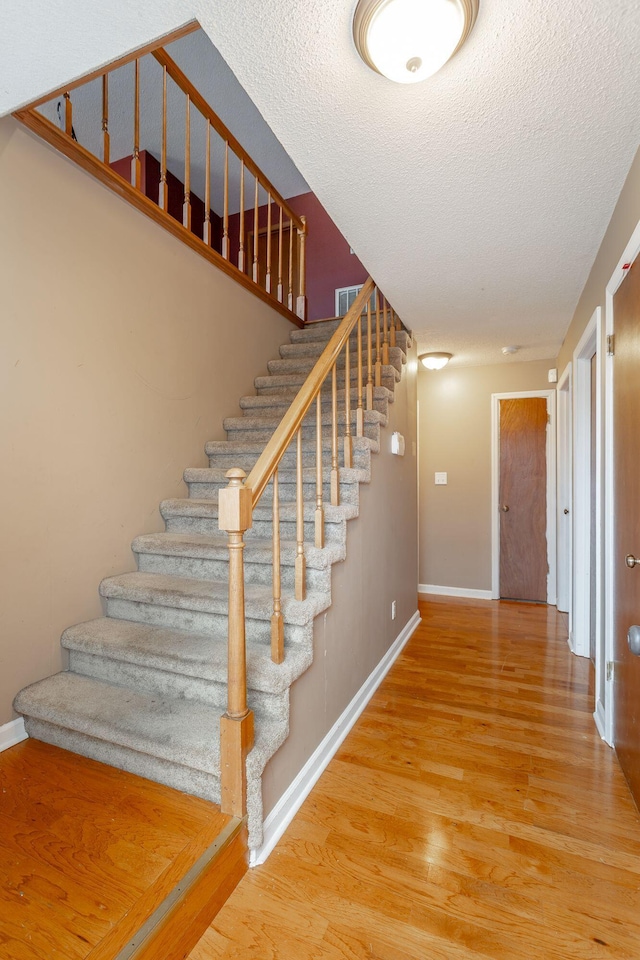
[
  {"left": 225, "top": 423, "right": 381, "bottom": 445},
  {"left": 207, "top": 447, "right": 371, "bottom": 472},
  {"left": 280, "top": 341, "right": 407, "bottom": 366},
  {"left": 136, "top": 552, "right": 333, "bottom": 594},
  {"left": 267, "top": 352, "right": 403, "bottom": 377},
  {"left": 68, "top": 651, "right": 288, "bottom": 720},
  {"left": 290, "top": 325, "right": 410, "bottom": 351},
  {"left": 239, "top": 396, "right": 389, "bottom": 420},
  {"left": 186, "top": 477, "right": 362, "bottom": 506},
  {"left": 23, "top": 717, "right": 221, "bottom": 803},
  {"left": 255, "top": 370, "right": 398, "bottom": 394},
  {"left": 164, "top": 515, "right": 347, "bottom": 544},
  {"left": 105, "top": 597, "right": 314, "bottom": 645}
]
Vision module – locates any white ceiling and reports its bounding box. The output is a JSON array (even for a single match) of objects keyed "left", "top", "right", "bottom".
[{"left": 3, "top": 0, "right": 640, "bottom": 366}]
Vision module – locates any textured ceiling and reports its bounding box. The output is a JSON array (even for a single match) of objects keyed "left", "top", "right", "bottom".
[{"left": 3, "top": 0, "right": 640, "bottom": 366}]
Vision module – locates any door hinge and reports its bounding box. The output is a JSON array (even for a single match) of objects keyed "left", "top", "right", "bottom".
[
  {"left": 547, "top": 413, "right": 551, "bottom": 424},
  {"left": 606, "top": 660, "right": 615, "bottom": 682},
  {"left": 607, "top": 334, "right": 615, "bottom": 356}
]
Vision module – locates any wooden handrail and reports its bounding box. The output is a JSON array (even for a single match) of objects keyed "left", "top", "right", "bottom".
[
  {"left": 151, "top": 48, "right": 304, "bottom": 231},
  {"left": 245, "top": 278, "right": 375, "bottom": 505}
]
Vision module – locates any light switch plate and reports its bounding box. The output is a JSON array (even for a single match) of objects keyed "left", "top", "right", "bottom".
[{"left": 435, "top": 472, "right": 448, "bottom": 485}]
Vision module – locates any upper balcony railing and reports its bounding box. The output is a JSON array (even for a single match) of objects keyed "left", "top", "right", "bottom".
[{"left": 14, "top": 24, "right": 307, "bottom": 325}]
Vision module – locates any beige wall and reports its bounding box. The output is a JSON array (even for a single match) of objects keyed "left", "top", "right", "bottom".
[
  {"left": 418, "top": 360, "right": 553, "bottom": 592},
  {"left": 262, "top": 349, "right": 419, "bottom": 817},
  {"left": 558, "top": 146, "right": 640, "bottom": 373},
  {"left": 0, "top": 117, "right": 292, "bottom": 724}
]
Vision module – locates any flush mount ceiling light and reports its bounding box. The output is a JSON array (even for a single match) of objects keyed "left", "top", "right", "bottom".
[
  {"left": 419, "top": 352, "right": 452, "bottom": 370},
  {"left": 353, "top": 0, "right": 479, "bottom": 84}
]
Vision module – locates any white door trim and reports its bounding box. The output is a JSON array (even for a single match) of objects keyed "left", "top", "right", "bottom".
[
  {"left": 572, "top": 309, "right": 601, "bottom": 661},
  {"left": 556, "top": 363, "right": 572, "bottom": 626},
  {"left": 601, "top": 218, "right": 640, "bottom": 745},
  {"left": 491, "top": 390, "right": 557, "bottom": 603}
]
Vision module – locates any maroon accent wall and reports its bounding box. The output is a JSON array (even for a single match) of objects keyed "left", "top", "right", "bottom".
[
  {"left": 110, "top": 151, "right": 222, "bottom": 252},
  {"left": 227, "top": 191, "right": 368, "bottom": 321}
]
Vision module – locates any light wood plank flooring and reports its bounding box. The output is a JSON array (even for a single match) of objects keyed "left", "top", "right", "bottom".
[
  {"left": 189, "top": 596, "right": 640, "bottom": 960},
  {"left": 0, "top": 739, "right": 240, "bottom": 960}
]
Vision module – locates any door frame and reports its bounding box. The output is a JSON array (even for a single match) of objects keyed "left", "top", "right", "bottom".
[
  {"left": 571, "top": 308, "right": 601, "bottom": 661},
  {"left": 491, "top": 390, "right": 557, "bottom": 603},
  {"left": 602, "top": 219, "right": 640, "bottom": 745},
  {"left": 556, "top": 363, "right": 572, "bottom": 625}
]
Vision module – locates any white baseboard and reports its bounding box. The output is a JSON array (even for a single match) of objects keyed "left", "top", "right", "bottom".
[
  {"left": 250, "top": 609, "right": 421, "bottom": 867},
  {"left": 594, "top": 702, "right": 611, "bottom": 746},
  {"left": 418, "top": 583, "right": 493, "bottom": 601},
  {"left": 0, "top": 717, "right": 27, "bottom": 752}
]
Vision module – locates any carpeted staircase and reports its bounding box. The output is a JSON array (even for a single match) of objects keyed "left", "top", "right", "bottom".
[{"left": 15, "top": 318, "right": 409, "bottom": 849}]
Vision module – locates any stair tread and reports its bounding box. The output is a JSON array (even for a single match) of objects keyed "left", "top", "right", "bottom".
[
  {"left": 100, "top": 571, "right": 330, "bottom": 625},
  {"left": 132, "top": 531, "right": 343, "bottom": 568},
  {"left": 160, "top": 498, "right": 358, "bottom": 523},
  {"left": 184, "top": 465, "right": 368, "bottom": 484},
  {"left": 62, "top": 617, "right": 312, "bottom": 694},
  {"left": 223, "top": 410, "right": 385, "bottom": 430},
  {"left": 238, "top": 386, "right": 393, "bottom": 408}
]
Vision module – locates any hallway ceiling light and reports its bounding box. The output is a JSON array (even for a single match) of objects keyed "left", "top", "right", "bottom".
[
  {"left": 419, "top": 352, "right": 452, "bottom": 370},
  {"left": 353, "top": 0, "right": 479, "bottom": 84}
]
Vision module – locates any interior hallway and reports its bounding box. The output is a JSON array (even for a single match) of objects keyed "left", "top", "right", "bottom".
[{"left": 189, "top": 596, "right": 640, "bottom": 960}]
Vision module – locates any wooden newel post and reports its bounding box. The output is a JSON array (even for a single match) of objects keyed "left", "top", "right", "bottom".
[
  {"left": 296, "top": 216, "right": 307, "bottom": 322},
  {"left": 218, "top": 468, "right": 254, "bottom": 818}
]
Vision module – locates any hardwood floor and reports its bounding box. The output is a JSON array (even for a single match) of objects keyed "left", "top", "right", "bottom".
[
  {"left": 189, "top": 596, "right": 640, "bottom": 960},
  {"left": 0, "top": 739, "right": 246, "bottom": 960}
]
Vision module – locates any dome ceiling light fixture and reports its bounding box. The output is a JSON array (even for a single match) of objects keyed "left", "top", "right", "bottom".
[
  {"left": 353, "top": 0, "right": 479, "bottom": 85},
  {"left": 419, "top": 352, "right": 453, "bottom": 370}
]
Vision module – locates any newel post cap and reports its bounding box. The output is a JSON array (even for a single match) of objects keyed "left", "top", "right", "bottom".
[{"left": 218, "top": 468, "right": 253, "bottom": 533}]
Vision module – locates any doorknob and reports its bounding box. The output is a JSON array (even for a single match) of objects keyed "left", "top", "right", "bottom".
[
  {"left": 628, "top": 625, "right": 640, "bottom": 656},
  {"left": 500, "top": 505, "right": 509, "bottom": 513},
  {"left": 564, "top": 508, "right": 570, "bottom": 515},
  {"left": 625, "top": 554, "right": 640, "bottom": 568}
]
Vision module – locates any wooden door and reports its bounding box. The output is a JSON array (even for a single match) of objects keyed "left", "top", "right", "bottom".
[
  {"left": 613, "top": 255, "right": 640, "bottom": 804},
  {"left": 499, "top": 397, "right": 548, "bottom": 601}
]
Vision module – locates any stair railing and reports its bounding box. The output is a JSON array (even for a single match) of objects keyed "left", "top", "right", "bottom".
[
  {"left": 218, "top": 277, "right": 404, "bottom": 816},
  {"left": 14, "top": 26, "right": 307, "bottom": 325}
]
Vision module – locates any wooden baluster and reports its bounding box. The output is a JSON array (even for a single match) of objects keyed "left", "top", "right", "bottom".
[
  {"left": 389, "top": 306, "right": 397, "bottom": 348},
  {"left": 218, "top": 468, "right": 255, "bottom": 818},
  {"left": 366, "top": 297, "right": 374, "bottom": 411},
  {"left": 344, "top": 336, "right": 353, "bottom": 469},
  {"left": 271, "top": 469, "right": 284, "bottom": 663},
  {"left": 159, "top": 66, "right": 168, "bottom": 211},
  {"left": 315, "top": 393, "right": 325, "bottom": 548},
  {"left": 252, "top": 177, "right": 259, "bottom": 283},
  {"left": 331, "top": 364, "right": 340, "bottom": 506},
  {"left": 63, "top": 92, "right": 73, "bottom": 137},
  {"left": 288, "top": 218, "right": 294, "bottom": 311},
  {"left": 203, "top": 119, "right": 211, "bottom": 245},
  {"left": 131, "top": 60, "right": 141, "bottom": 190},
  {"left": 238, "top": 159, "right": 245, "bottom": 272},
  {"left": 374, "top": 288, "right": 382, "bottom": 388},
  {"left": 356, "top": 313, "right": 364, "bottom": 437},
  {"left": 296, "top": 216, "right": 307, "bottom": 321},
  {"left": 183, "top": 94, "right": 191, "bottom": 231},
  {"left": 222, "top": 141, "right": 229, "bottom": 259},
  {"left": 295, "top": 429, "right": 306, "bottom": 601},
  {"left": 382, "top": 296, "right": 390, "bottom": 366},
  {"left": 266, "top": 194, "right": 272, "bottom": 294},
  {"left": 277, "top": 206, "right": 284, "bottom": 303},
  {"left": 101, "top": 75, "right": 110, "bottom": 165}
]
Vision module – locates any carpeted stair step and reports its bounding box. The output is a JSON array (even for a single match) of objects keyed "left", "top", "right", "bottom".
[
  {"left": 289, "top": 320, "right": 410, "bottom": 353},
  {"left": 100, "top": 571, "right": 331, "bottom": 644},
  {"left": 266, "top": 353, "right": 403, "bottom": 379},
  {"left": 223, "top": 409, "right": 384, "bottom": 445},
  {"left": 184, "top": 465, "right": 368, "bottom": 506},
  {"left": 60, "top": 617, "right": 313, "bottom": 719},
  {"left": 204, "top": 435, "right": 376, "bottom": 472},
  {"left": 161, "top": 498, "right": 356, "bottom": 542},
  {"left": 279, "top": 339, "right": 407, "bottom": 366},
  {"left": 132, "top": 532, "right": 342, "bottom": 593},
  {"left": 238, "top": 386, "right": 392, "bottom": 419},
  {"left": 254, "top": 366, "right": 398, "bottom": 396}
]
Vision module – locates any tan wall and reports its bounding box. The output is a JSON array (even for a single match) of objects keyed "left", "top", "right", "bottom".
[
  {"left": 558, "top": 146, "right": 640, "bottom": 373},
  {"left": 418, "top": 360, "right": 553, "bottom": 592},
  {"left": 0, "top": 117, "right": 292, "bottom": 724},
  {"left": 262, "top": 349, "right": 419, "bottom": 818}
]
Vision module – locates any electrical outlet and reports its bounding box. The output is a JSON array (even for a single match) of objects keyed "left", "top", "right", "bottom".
[
  {"left": 391, "top": 600, "right": 397, "bottom": 621},
  {"left": 435, "top": 472, "right": 448, "bottom": 485}
]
